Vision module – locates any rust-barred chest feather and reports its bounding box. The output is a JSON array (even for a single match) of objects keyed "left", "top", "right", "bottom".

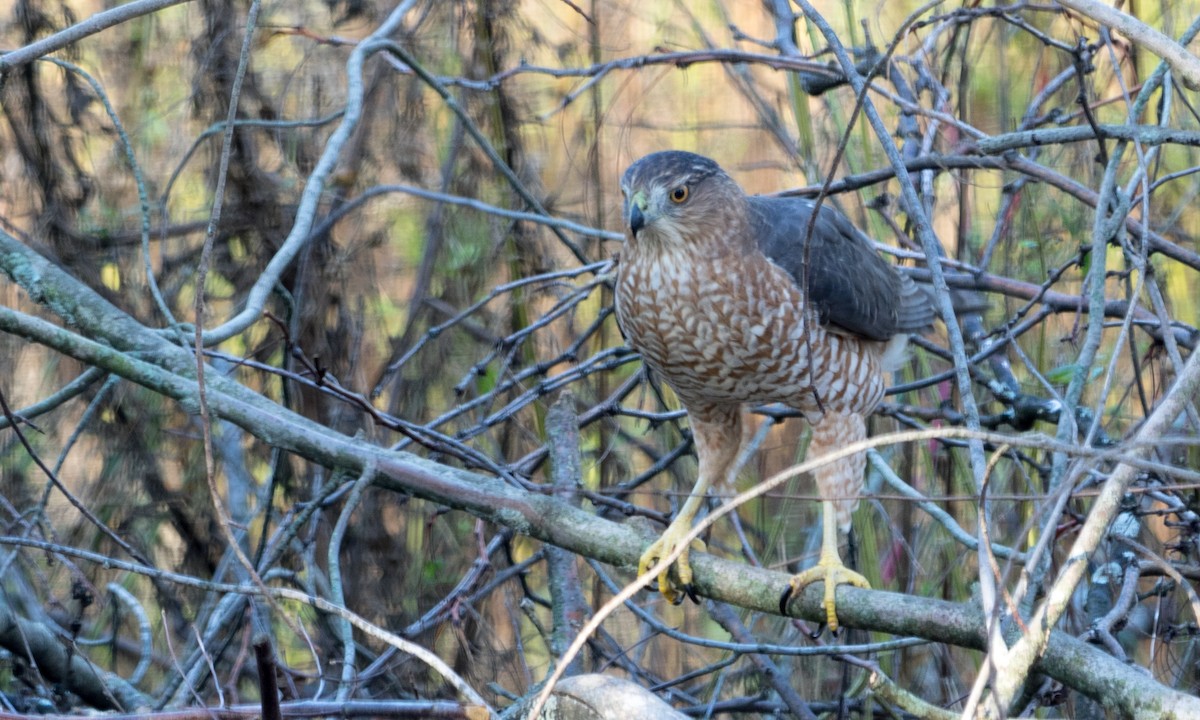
[{"left": 615, "top": 246, "right": 887, "bottom": 417}]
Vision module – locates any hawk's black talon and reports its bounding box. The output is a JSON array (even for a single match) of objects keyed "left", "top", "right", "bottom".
[
  {"left": 685, "top": 584, "right": 700, "bottom": 604},
  {"left": 670, "top": 590, "right": 686, "bottom": 606},
  {"left": 779, "top": 586, "right": 794, "bottom": 616},
  {"left": 808, "top": 622, "right": 826, "bottom": 640}
]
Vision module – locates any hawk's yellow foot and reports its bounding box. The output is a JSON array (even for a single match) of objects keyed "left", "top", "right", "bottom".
[
  {"left": 779, "top": 555, "right": 870, "bottom": 632},
  {"left": 780, "top": 497, "right": 869, "bottom": 631},
  {"left": 638, "top": 521, "right": 707, "bottom": 604}
]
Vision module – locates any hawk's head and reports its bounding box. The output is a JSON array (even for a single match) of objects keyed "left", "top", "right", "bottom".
[{"left": 620, "top": 151, "right": 746, "bottom": 249}]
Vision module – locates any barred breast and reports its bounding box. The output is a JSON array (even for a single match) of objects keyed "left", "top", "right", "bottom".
[{"left": 616, "top": 246, "right": 887, "bottom": 418}]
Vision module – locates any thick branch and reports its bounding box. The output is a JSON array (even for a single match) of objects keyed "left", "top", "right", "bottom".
[
  {"left": 0, "top": 595, "right": 150, "bottom": 711},
  {"left": 1057, "top": 0, "right": 1200, "bottom": 90},
  {"left": 1, "top": 232, "right": 1198, "bottom": 718}
]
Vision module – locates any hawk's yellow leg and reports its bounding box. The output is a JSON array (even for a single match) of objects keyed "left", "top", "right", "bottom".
[
  {"left": 637, "top": 481, "right": 708, "bottom": 604},
  {"left": 781, "top": 498, "right": 870, "bottom": 632},
  {"left": 639, "top": 405, "right": 746, "bottom": 604}
]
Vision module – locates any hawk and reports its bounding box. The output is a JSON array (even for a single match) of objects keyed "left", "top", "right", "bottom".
[{"left": 615, "top": 151, "right": 933, "bottom": 630}]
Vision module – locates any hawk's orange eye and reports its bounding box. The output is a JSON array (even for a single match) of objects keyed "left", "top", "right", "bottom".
[{"left": 670, "top": 186, "right": 689, "bottom": 203}]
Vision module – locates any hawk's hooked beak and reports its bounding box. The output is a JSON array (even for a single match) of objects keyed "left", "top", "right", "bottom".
[
  {"left": 628, "top": 190, "right": 649, "bottom": 237},
  {"left": 629, "top": 204, "right": 645, "bottom": 236}
]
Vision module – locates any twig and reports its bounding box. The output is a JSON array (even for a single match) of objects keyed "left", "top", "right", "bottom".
[
  {"left": 0, "top": 0, "right": 194, "bottom": 73},
  {"left": 1057, "top": 0, "right": 1200, "bottom": 90},
  {"left": 203, "top": 1, "right": 421, "bottom": 344},
  {"left": 329, "top": 458, "right": 377, "bottom": 698},
  {"left": 269, "top": 590, "right": 495, "bottom": 716},
  {"left": 868, "top": 451, "right": 1024, "bottom": 562}
]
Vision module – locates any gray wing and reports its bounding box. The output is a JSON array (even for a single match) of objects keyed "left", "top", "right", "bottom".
[{"left": 748, "top": 195, "right": 934, "bottom": 341}]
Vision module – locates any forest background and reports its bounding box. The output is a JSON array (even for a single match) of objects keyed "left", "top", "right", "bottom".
[{"left": 3, "top": 0, "right": 1200, "bottom": 718}]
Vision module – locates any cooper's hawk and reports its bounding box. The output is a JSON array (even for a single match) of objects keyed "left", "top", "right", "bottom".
[{"left": 616, "top": 151, "right": 933, "bottom": 630}]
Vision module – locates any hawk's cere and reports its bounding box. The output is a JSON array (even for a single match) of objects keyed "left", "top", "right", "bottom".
[{"left": 615, "top": 151, "right": 933, "bottom": 630}]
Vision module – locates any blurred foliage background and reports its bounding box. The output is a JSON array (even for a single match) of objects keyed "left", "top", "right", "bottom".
[{"left": 3, "top": 0, "right": 1200, "bottom": 716}]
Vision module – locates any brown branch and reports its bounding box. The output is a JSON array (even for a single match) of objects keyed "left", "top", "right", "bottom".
[
  {"left": 253, "top": 638, "right": 281, "bottom": 720},
  {"left": 2, "top": 699, "right": 485, "bottom": 719},
  {"left": 905, "top": 267, "right": 1200, "bottom": 349},
  {"left": 0, "top": 594, "right": 149, "bottom": 712},
  {"left": 778, "top": 152, "right": 1200, "bottom": 275},
  {"left": 1, "top": 231, "right": 1199, "bottom": 718}
]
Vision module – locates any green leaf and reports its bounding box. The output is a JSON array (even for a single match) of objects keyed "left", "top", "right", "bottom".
[{"left": 1045, "top": 364, "right": 1079, "bottom": 385}]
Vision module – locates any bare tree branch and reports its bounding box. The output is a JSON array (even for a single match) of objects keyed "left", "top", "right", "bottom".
[{"left": 2, "top": 222, "right": 1199, "bottom": 719}]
